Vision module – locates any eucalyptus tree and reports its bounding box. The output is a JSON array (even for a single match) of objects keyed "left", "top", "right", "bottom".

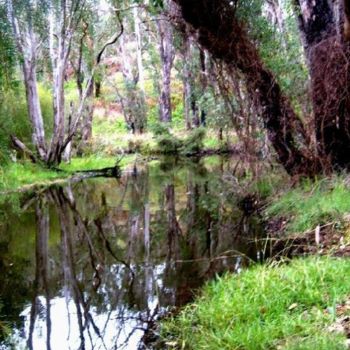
[
  {"left": 69, "top": 6, "right": 99, "bottom": 148},
  {"left": 6, "top": 0, "right": 88, "bottom": 165},
  {"left": 157, "top": 0, "right": 175, "bottom": 123},
  {"left": 7, "top": 0, "right": 49, "bottom": 161},
  {"left": 180, "top": 36, "right": 194, "bottom": 130},
  {"left": 7, "top": 0, "right": 123, "bottom": 166},
  {"left": 119, "top": 3, "right": 147, "bottom": 133}
]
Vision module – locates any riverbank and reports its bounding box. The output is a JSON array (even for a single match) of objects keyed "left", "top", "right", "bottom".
[
  {"left": 0, "top": 154, "right": 137, "bottom": 193},
  {"left": 161, "top": 257, "right": 350, "bottom": 350}
]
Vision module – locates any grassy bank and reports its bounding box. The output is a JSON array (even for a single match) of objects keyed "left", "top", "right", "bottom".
[
  {"left": 162, "top": 257, "right": 350, "bottom": 350},
  {"left": 0, "top": 154, "right": 137, "bottom": 193},
  {"left": 265, "top": 175, "right": 350, "bottom": 234}
]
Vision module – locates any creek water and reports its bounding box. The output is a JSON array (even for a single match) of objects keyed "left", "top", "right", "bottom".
[{"left": 0, "top": 156, "right": 269, "bottom": 350}]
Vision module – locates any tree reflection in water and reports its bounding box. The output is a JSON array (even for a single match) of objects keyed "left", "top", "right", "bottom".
[{"left": 0, "top": 157, "right": 268, "bottom": 349}]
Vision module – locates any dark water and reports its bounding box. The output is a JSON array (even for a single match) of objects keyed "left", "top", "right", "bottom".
[{"left": 0, "top": 156, "right": 268, "bottom": 350}]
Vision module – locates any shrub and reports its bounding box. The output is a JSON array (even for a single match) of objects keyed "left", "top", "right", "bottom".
[
  {"left": 150, "top": 121, "right": 171, "bottom": 136},
  {"left": 182, "top": 127, "right": 206, "bottom": 155},
  {"left": 156, "top": 133, "right": 182, "bottom": 154}
]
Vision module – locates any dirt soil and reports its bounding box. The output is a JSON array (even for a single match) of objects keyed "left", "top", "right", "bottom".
[{"left": 265, "top": 218, "right": 350, "bottom": 258}]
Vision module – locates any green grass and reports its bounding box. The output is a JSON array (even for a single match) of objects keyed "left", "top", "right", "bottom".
[
  {"left": 266, "top": 176, "right": 350, "bottom": 234},
  {"left": 162, "top": 257, "right": 350, "bottom": 350},
  {"left": 0, "top": 162, "right": 66, "bottom": 192}
]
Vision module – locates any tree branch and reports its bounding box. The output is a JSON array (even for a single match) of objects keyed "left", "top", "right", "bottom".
[
  {"left": 10, "top": 135, "right": 37, "bottom": 163},
  {"left": 96, "top": 10, "right": 124, "bottom": 64}
]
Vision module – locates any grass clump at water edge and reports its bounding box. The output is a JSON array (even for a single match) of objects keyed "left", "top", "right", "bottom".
[{"left": 161, "top": 257, "right": 350, "bottom": 350}]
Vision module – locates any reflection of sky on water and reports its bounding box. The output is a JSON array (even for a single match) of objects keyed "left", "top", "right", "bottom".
[
  {"left": 18, "top": 263, "right": 166, "bottom": 350},
  {"left": 20, "top": 296, "right": 157, "bottom": 350},
  {"left": 21, "top": 297, "right": 144, "bottom": 350}
]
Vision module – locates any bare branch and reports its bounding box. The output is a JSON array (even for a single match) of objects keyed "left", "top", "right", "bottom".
[{"left": 96, "top": 11, "right": 124, "bottom": 64}]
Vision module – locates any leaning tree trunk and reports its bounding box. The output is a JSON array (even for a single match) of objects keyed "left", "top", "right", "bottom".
[
  {"left": 157, "top": 4, "right": 175, "bottom": 123},
  {"left": 172, "top": 0, "right": 317, "bottom": 176},
  {"left": 294, "top": 0, "right": 350, "bottom": 169}
]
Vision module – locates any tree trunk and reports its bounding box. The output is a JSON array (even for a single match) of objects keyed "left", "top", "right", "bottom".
[
  {"left": 81, "top": 78, "right": 94, "bottom": 142},
  {"left": 199, "top": 49, "right": 208, "bottom": 127},
  {"left": 133, "top": 6, "right": 147, "bottom": 132},
  {"left": 181, "top": 37, "right": 193, "bottom": 130},
  {"left": 133, "top": 6, "right": 145, "bottom": 94},
  {"left": 172, "top": 0, "right": 316, "bottom": 176},
  {"left": 22, "top": 63, "right": 47, "bottom": 160},
  {"left": 81, "top": 28, "right": 95, "bottom": 143},
  {"left": 47, "top": 28, "right": 68, "bottom": 166},
  {"left": 157, "top": 3, "right": 175, "bottom": 123},
  {"left": 95, "top": 81, "right": 101, "bottom": 98},
  {"left": 8, "top": 0, "right": 47, "bottom": 161},
  {"left": 266, "top": 0, "right": 288, "bottom": 49},
  {"left": 294, "top": 0, "right": 350, "bottom": 168}
]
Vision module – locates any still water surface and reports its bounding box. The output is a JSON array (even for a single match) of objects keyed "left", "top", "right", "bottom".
[{"left": 0, "top": 156, "right": 267, "bottom": 349}]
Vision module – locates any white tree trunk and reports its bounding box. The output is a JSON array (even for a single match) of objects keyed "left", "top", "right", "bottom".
[
  {"left": 23, "top": 58, "right": 47, "bottom": 160},
  {"left": 157, "top": 7, "right": 175, "bottom": 123},
  {"left": 47, "top": 5, "right": 69, "bottom": 165},
  {"left": 133, "top": 7, "right": 145, "bottom": 94},
  {"left": 8, "top": 0, "right": 47, "bottom": 160}
]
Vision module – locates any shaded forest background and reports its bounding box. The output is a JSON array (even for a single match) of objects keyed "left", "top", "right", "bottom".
[{"left": 1, "top": 0, "right": 349, "bottom": 177}]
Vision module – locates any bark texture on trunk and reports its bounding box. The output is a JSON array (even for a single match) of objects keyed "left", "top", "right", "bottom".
[
  {"left": 158, "top": 3, "right": 175, "bottom": 123},
  {"left": 47, "top": 3, "right": 72, "bottom": 166},
  {"left": 8, "top": 0, "right": 47, "bottom": 160},
  {"left": 173, "top": 0, "right": 316, "bottom": 175},
  {"left": 81, "top": 78, "right": 95, "bottom": 142},
  {"left": 23, "top": 59, "right": 47, "bottom": 160},
  {"left": 181, "top": 37, "right": 193, "bottom": 130},
  {"left": 134, "top": 6, "right": 145, "bottom": 94},
  {"left": 295, "top": 0, "right": 350, "bottom": 168}
]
